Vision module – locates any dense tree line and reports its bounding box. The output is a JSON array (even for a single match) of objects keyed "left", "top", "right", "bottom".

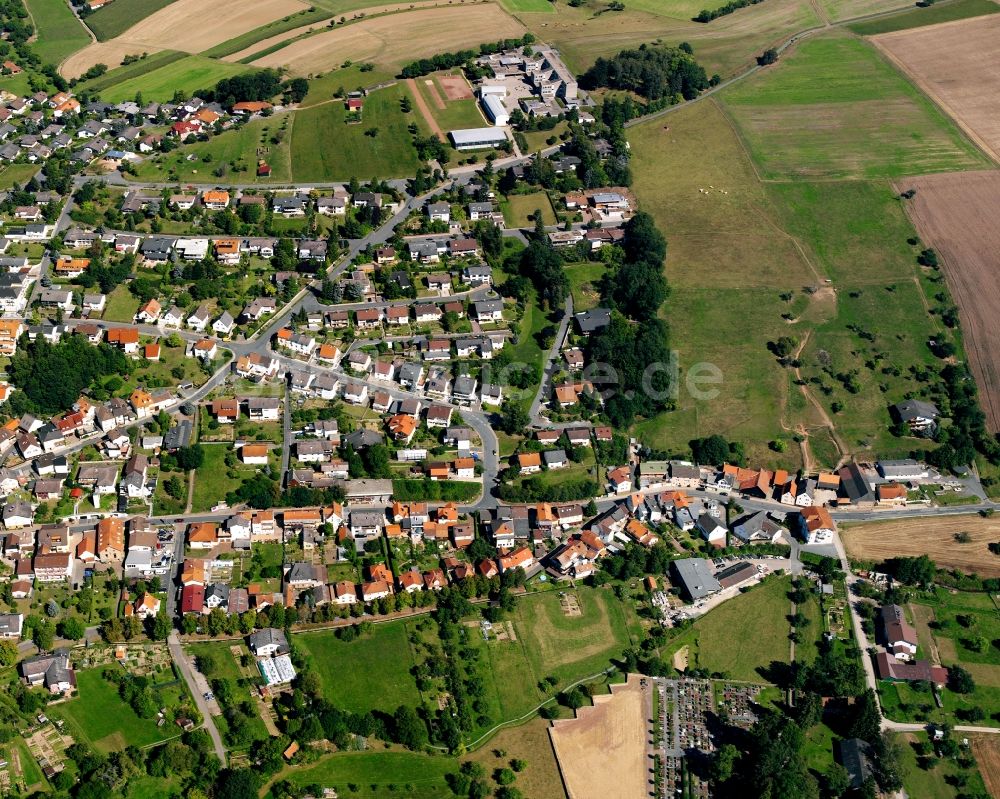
[
  {"left": 601, "top": 212, "right": 669, "bottom": 322},
  {"left": 399, "top": 34, "right": 535, "bottom": 78},
  {"left": 924, "top": 363, "right": 1000, "bottom": 471},
  {"left": 588, "top": 313, "right": 672, "bottom": 428},
  {"left": 7, "top": 335, "right": 130, "bottom": 415},
  {"left": 694, "top": 0, "right": 766, "bottom": 22},
  {"left": 582, "top": 44, "right": 709, "bottom": 101},
  {"left": 206, "top": 70, "right": 283, "bottom": 105},
  {"left": 496, "top": 476, "right": 600, "bottom": 503}
]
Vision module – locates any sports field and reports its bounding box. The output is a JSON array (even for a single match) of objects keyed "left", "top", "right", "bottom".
[
  {"left": 722, "top": 32, "right": 990, "bottom": 179},
  {"left": 51, "top": 668, "right": 178, "bottom": 752},
  {"left": 511, "top": 588, "right": 635, "bottom": 686},
  {"left": 84, "top": 0, "right": 177, "bottom": 40},
  {"left": 96, "top": 55, "right": 255, "bottom": 103},
  {"left": 294, "top": 623, "right": 421, "bottom": 713},
  {"left": 24, "top": 0, "right": 92, "bottom": 66},
  {"left": 290, "top": 85, "right": 421, "bottom": 180},
  {"left": 662, "top": 575, "right": 794, "bottom": 681},
  {"left": 60, "top": 0, "right": 307, "bottom": 78},
  {"left": 849, "top": 0, "right": 1000, "bottom": 35},
  {"left": 872, "top": 14, "right": 1000, "bottom": 164},
  {"left": 251, "top": 4, "right": 526, "bottom": 74},
  {"left": 410, "top": 74, "right": 485, "bottom": 132},
  {"left": 842, "top": 515, "right": 1000, "bottom": 577}
]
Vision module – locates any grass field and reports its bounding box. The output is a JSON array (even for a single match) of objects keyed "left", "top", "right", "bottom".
[
  {"left": 133, "top": 114, "right": 292, "bottom": 183},
  {"left": 103, "top": 285, "right": 140, "bottom": 322},
  {"left": 502, "top": 192, "right": 557, "bottom": 227},
  {"left": 74, "top": 49, "right": 187, "bottom": 94},
  {"left": 190, "top": 443, "right": 243, "bottom": 512},
  {"left": 628, "top": 79, "right": 957, "bottom": 467},
  {"left": 565, "top": 261, "right": 606, "bottom": 313},
  {"left": 849, "top": 0, "right": 1000, "bottom": 34},
  {"left": 511, "top": 588, "right": 636, "bottom": 687},
  {"left": 25, "top": 0, "right": 92, "bottom": 66},
  {"left": 95, "top": 55, "right": 255, "bottom": 103},
  {"left": 277, "top": 750, "right": 454, "bottom": 798},
  {"left": 895, "top": 731, "right": 990, "bottom": 799},
  {"left": 501, "top": 0, "right": 556, "bottom": 12},
  {"left": 84, "top": 0, "right": 177, "bottom": 40},
  {"left": 0, "top": 164, "right": 40, "bottom": 191},
  {"left": 51, "top": 668, "right": 177, "bottom": 752},
  {"left": 663, "top": 575, "right": 793, "bottom": 681},
  {"left": 294, "top": 623, "right": 421, "bottom": 714},
  {"left": 468, "top": 717, "right": 568, "bottom": 797},
  {"left": 721, "top": 32, "right": 990, "bottom": 179},
  {"left": 291, "top": 84, "right": 421, "bottom": 180},
  {"left": 204, "top": 5, "right": 332, "bottom": 57}
]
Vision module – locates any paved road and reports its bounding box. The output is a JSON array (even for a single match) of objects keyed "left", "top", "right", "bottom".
[
  {"left": 280, "top": 382, "right": 292, "bottom": 487},
  {"left": 528, "top": 294, "right": 572, "bottom": 426},
  {"left": 168, "top": 631, "right": 227, "bottom": 763}
]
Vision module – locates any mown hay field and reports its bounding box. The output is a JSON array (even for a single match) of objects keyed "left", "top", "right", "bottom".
[
  {"left": 60, "top": 0, "right": 307, "bottom": 77},
  {"left": 721, "top": 32, "right": 990, "bottom": 179},
  {"left": 841, "top": 515, "right": 1000, "bottom": 577},
  {"left": 251, "top": 3, "right": 526, "bottom": 74}
]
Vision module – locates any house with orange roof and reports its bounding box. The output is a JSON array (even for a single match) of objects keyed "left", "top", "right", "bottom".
[
  {"left": 106, "top": 327, "right": 139, "bottom": 354},
  {"left": 180, "top": 559, "right": 206, "bottom": 585},
  {"left": 453, "top": 457, "right": 475, "bottom": 479},
  {"left": 125, "top": 592, "right": 160, "bottom": 620},
  {"left": 187, "top": 522, "right": 219, "bottom": 550},
  {"left": 625, "top": 518, "right": 659, "bottom": 547},
  {"left": 427, "top": 463, "right": 449, "bottom": 481},
  {"left": 367, "top": 563, "right": 393, "bottom": 585},
  {"left": 144, "top": 342, "right": 160, "bottom": 361},
  {"left": 54, "top": 256, "right": 90, "bottom": 278},
  {"left": 387, "top": 414, "right": 417, "bottom": 444},
  {"left": 437, "top": 503, "right": 459, "bottom": 523},
  {"left": 317, "top": 343, "right": 341, "bottom": 365},
  {"left": 361, "top": 580, "right": 391, "bottom": 602},
  {"left": 76, "top": 530, "right": 96, "bottom": 562},
  {"left": 478, "top": 559, "right": 499, "bottom": 579},
  {"left": 240, "top": 444, "right": 269, "bottom": 465},
  {"left": 0, "top": 320, "right": 23, "bottom": 356},
  {"left": 135, "top": 298, "right": 161, "bottom": 323},
  {"left": 232, "top": 101, "right": 272, "bottom": 114},
  {"left": 876, "top": 483, "right": 907, "bottom": 506},
  {"left": 192, "top": 339, "right": 218, "bottom": 360},
  {"left": 398, "top": 570, "right": 423, "bottom": 593},
  {"left": 202, "top": 190, "right": 230, "bottom": 210},
  {"left": 499, "top": 546, "right": 534, "bottom": 573},
  {"left": 798, "top": 506, "right": 835, "bottom": 544},
  {"left": 195, "top": 109, "right": 220, "bottom": 125},
  {"left": 518, "top": 452, "right": 541, "bottom": 474},
  {"left": 214, "top": 238, "right": 241, "bottom": 264},
  {"left": 97, "top": 517, "right": 124, "bottom": 561},
  {"left": 210, "top": 398, "right": 239, "bottom": 423},
  {"left": 608, "top": 465, "right": 632, "bottom": 493},
  {"left": 129, "top": 388, "right": 154, "bottom": 418},
  {"left": 423, "top": 568, "right": 447, "bottom": 591}
]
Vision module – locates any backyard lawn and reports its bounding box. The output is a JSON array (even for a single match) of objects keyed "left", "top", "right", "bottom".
[
  {"left": 51, "top": 667, "right": 177, "bottom": 752},
  {"left": 190, "top": 443, "right": 244, "bottom": 513},
  {"left": 502, "top": 191, "right": 556, "bottom": 227},
  {"left": 102, "top": 286, "right": 140, "bottom": 322},
  {"left": 662, "top": 575, "right": 794, "bottom": 681},
  {"left": 294, "top": 622, "right": 422, "bottom": 714},
  {"left": 277, "top": 750, "right": 454, "bottom": 798}
]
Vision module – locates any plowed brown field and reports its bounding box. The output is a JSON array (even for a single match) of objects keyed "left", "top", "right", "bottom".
[
  {"left": 872, "top": 15, "right": 1000, "bottom": 163},
  {"left": 841, "top": 514, "right": 1000, "bottom": 577},
  {"left": 894, "top": 170, "right": 1000, "bottom": 432}
]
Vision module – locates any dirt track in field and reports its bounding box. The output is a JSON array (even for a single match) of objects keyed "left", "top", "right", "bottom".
[
  {"left": 549, "top": 674, "right": 648, "bottom": 799},
  {"left": 872, "top": 15, "right": 1000, "bottom": 164},
  {"left": 893, "top": 170, "right": 1000, "bottom": 432},
  {"left": 61, "top": 0, "right": 307, "bottom": 77},
  {"left": 405, "top": 78, "right": 445, "bottom": 141},
  {"left": 841, "top": 514, "right": 1000, "bottom": 577},
  {"left": 250, "top": 4, "right": 525, "bottom": 75}
]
